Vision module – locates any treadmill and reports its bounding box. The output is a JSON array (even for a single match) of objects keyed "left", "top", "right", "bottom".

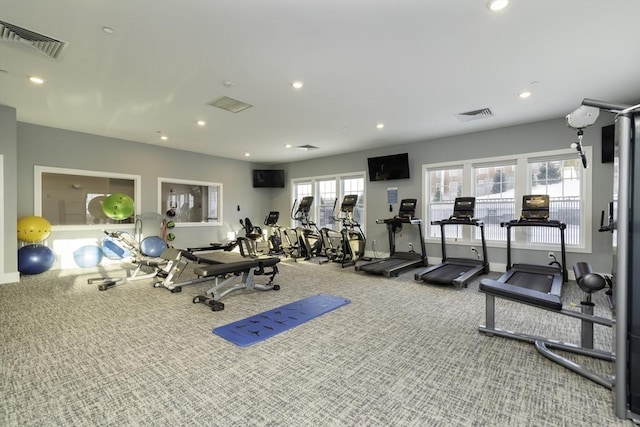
[
  {"left": 414, "top": 197, "right": 489, "bottom": 289},
  {"left": 355, "top": 198, "right": 426, "bottom": 277},
  {"left": 480, "top": 194, "right": 568, "bottom": 297}
]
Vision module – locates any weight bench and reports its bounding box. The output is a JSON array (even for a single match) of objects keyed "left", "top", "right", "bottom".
[
  {"left": 172, "top": 257, "right": 280, "bottom": 311},
  {"left": 153, "top": 249, "right": 223, "bottom": 293},
  {"left": 478, "top": 262, "right": 614, "bottom": 388}
]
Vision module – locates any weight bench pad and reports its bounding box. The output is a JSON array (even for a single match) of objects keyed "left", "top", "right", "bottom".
[
  {"left": 194, "top": 257, "right": 280, "bottom": 277},
  {"left": 479, "top": 279, "right": 562, "bottom": 311}
]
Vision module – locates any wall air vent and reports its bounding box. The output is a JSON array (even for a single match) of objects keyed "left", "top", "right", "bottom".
[
  {"left": 0, "top": 20, "right": 67, "bottom": 60},
  {"left": 297, "top": 145, "right": 319, "bottom": 151},
  {"left": 455, "top": 107, "right": 494, "bottom": 122},
  {"left": 207, "top": 96, "right": 253, "bottom": 113}
]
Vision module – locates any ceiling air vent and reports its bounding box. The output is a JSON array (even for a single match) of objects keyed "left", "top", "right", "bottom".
[
  {"left": 0, "top": 20, "right": 67, "bottom": 60},
  {"left": 455, "top": 107, "right": 494, "bottom": 122},
  {"left": 207, "top": 96, "right": 253, "bottom": 113},
  {"left": 297, "top": 144, "right": 319, "bottom": 151}
]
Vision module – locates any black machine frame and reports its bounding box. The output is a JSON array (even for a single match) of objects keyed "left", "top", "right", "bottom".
[
  {"left": 355, "top": 198, "right": 426, "bottom": 277},
  {"left": 414, "top": 197, "right": 489, "bottom": 289},
  {"left": 482, "top": 194, "right": 568, "bottom": 298}
]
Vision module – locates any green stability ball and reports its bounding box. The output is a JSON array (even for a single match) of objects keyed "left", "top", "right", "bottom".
[{"left": 102, "top": 193, "right": 135, "bottom": 221}]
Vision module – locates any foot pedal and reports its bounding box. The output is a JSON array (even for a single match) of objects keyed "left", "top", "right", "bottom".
[
  {"left": 193, "top": 295, "right": 225, "bottom": 312},
  {"left": 89, "top": 277, "right": 119, "bottom": 291}
]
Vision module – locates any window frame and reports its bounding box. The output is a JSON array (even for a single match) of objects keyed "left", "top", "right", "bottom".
[
  {"left": 291, "top": 172, "right": 367, "bottom": 234},
  {"left": 422, "top": 147, "right": 592, "bottom": 253},
  {"left": 157, "top": 177, "right": 223, "bottom": 227},
  {"left": 34, "top": 165, "right": 141, "bottom": 231}
]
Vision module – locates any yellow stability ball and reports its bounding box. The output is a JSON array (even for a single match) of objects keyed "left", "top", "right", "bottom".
[{"left": 17, "top": 216, "right": 52, "bottom": 243}]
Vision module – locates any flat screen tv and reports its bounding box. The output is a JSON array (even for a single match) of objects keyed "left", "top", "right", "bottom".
[
  {"left": 252, "top": 169, "right": 285, "bottom": 188},
  {"left": 367, "top": 153, "right": 410, "bottom": 181}
]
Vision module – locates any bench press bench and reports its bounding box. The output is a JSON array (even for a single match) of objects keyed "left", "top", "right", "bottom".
[
  {"left": 187, "top": 257, "right": 281, "bottom": 311},
  {"left": 478, "top": 262, "right": 614, "bottom": 388}
]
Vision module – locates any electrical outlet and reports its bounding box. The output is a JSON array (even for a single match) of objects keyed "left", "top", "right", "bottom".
[{"left": 548, "top": 251, "right": 555, "bottom": 259}]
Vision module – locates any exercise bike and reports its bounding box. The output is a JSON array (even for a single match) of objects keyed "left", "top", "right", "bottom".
[
  {"left": 320, "top": 195, "right": 366, "bottom": 267},
  {"left": 238, "top": 217, "right": 266, "bottom": 258}
]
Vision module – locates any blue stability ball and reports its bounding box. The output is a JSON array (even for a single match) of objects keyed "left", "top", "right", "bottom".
[
  {"left": 18, "top": 245, "right": 56, "bottom": 275},
  {"left": 73, "top": 245, "right": 104, "bottom": 268},
  {"left": 140, "top": 236, "right": 167, "bottom": 257}
]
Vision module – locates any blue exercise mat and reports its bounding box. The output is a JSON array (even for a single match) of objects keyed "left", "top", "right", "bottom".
[{"left": 213, "top": 293, "right": 351, "bottom": 347}]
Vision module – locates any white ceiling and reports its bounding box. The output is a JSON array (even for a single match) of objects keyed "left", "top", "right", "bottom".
[{"left": 1, "top": 0, "right": 639, "bottom": 165}]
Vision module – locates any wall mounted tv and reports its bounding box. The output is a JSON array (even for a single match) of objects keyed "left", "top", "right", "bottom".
[
  {"left": 367, "top": 153, "right": 410, "bottom": 181},
  {"left": 252, "top": 169, "right": 285, "bottom": 188}
]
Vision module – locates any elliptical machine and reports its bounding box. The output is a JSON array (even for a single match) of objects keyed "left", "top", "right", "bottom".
[
  {"left": 320, "top": 194, "right": 366, "bottom": 267},
  {"left": 264, "top": 211, "right": 284, "bottom": 255},
  {"left": 287, "top": 196, "right": 323, "bottom": 261}
]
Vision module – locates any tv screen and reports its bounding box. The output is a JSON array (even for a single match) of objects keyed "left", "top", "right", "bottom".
[
  {"left": 252, "top": 169, "right": 285, "bottom": 188},
  {"left": 367, "top": 153, "right": 410, "bottom": 181}
]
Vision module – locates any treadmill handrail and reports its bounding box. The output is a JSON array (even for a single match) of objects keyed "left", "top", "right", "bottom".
[
  {"left": 501, "top": 219, "right": 567, "bottom": 229},
  {"left": 376, "top": 216, "right": 419, "bottom": 225},
  {"left": 431, "top": 218, "right": 484, "bottom": 227}
]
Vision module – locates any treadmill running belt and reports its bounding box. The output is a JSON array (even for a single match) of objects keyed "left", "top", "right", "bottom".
[
  {"left": 506, "top": 270, "right": 555, "bottom": 293},
  {"left": 425, "top": 264, "right": 473, "bottom": 281}
]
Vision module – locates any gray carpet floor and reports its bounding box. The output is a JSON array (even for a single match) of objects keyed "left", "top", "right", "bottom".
[{"left": 0, "top": 253, "right": 630, "bottom": 426}]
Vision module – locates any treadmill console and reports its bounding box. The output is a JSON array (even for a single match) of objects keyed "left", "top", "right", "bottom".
[
  {"left": 397, "top": 199, "right": 417, "bottom": 219},
  {"left": 451, "top": 197, "right": 475, "bottom": 220},
  {"left": 520, "top": 194, "right": 549, "bottom": 222}
]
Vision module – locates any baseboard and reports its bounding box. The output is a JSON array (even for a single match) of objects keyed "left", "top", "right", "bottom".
[{"left": 1, "top": 271, "right": 20, "bottom": 285}]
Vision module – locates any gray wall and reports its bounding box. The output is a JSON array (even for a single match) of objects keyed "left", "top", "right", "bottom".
[
  {"left": 0, "top": 103, "right": 618, "bottom": 280},
  {"left": 274, "top": 115, "right": 617, "bottom": 273},
  {"left": 2, "top": 115, "right": 278, "bottom": 277},
  {"left": 16, "top": 122, "right": 278, "bottom": 245},
  {"left": 0, "top": 105, "right": 19, "bottom": 283}
]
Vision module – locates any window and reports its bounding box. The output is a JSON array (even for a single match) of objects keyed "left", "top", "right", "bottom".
[
  {"left": 292, "top": 173, "right": 366, "bottom": 233},
  {"left": 474, "top": 162, "right": 516, "bottom": 241},
  {"left": 341, "top": 175, "right": 365, "bottom": 226},
  {"left": 35, "top": 166, "right": 140, "bottom": 229},
  {"left": 426, "top": 167, "right": 463, "bottom": 239},
  {"left": 422, "top": 147, "right": 592, "bottom": 252},
  {"left": 158, "top": 178, "right": 222, "bottom": 225},
  {"left": 528, "top": 156, "right": 582, "bottom": 245},
  {"left": 316, "top": 179, "right": 337, "bottom": 229}
]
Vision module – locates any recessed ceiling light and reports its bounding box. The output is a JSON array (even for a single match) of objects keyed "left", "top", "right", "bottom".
[
  {"left": 29, "top": 76, "right": 44, "bottom": 84},
  {"left": 376, "top": 123, "right": 385, "bottom": 129},
  {"left": 244, "top": 152, "right": 251, "bottom": 157},
  {"left": 196, "top": 120, "right": 206, "bottom": 126},
  {"left": 292, "top": 81, "right": 304, "bottom": 89},
  {"left": 285, "top": 144, "right": 292, "bottom": 148},
  {"left": 488, "top": 0, "right": 509, "bottom": 11},
  {"left": 160, "top": 135, "right": 168, "bottom": 141},
  {"left": 102, "top": 26, "right": 115, "bottom": 34},
  {"left": 519, "top": 91, "right": 532, "bottom": 98}
]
